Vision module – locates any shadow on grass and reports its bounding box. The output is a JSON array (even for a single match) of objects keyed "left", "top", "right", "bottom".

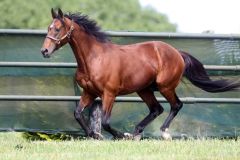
[{"left": 22, "top": 132, "right": 239, "bottom": 141}]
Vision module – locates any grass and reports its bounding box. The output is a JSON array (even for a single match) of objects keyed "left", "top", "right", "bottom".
[{"left": 0, "top": 132, "right": 239, "bottom": 160}]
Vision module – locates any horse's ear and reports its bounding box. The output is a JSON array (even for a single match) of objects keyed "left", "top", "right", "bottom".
[
  {"left": 51, "top": 8, "right": 57, "bottom": 19},
  {"left": 58, "top": 8, "right": 64, "bottom": 18}
]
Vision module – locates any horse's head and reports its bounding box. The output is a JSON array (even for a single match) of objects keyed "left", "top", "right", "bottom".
[{"left": 41, "top": 8, "right": 74, "bottom": 58}]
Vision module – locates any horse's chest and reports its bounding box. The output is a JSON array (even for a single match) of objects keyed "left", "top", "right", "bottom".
[
  {"left": 75, "top": 72, "right": 98, "bottom": 93},
  {"left": 76, "top": 75, "right": 92, "bottom": 89}
]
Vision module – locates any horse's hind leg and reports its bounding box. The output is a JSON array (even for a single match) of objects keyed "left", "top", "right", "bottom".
[
  {"left": 133, "top": 88, "right": 164, "bottom": 140},
  {"left": 159, "top": 89, "right": 183, "bottom": 140}
]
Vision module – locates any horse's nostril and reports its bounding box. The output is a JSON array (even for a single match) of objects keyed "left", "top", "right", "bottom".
[{"left": 41, "top": 48, "right": 48, "bottom": 54}]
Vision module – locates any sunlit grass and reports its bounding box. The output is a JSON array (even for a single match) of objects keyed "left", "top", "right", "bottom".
[{"left": 0, "top": 132, "right": 239, "bottom": 160}]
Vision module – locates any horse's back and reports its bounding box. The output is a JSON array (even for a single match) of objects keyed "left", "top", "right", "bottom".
[
  {"left": 129, "top": 41, "right": 184, "bottom": 89},
  {"left": 115, "top": 41, "right": 185, "bottom": 76},
  {"left": 108, "top": 41, "right": 185, "bottom": 94}
]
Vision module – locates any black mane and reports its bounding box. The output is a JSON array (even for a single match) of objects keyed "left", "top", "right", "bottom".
[{"left": 64, "top": 12, "right": 109, "bottom": 42}]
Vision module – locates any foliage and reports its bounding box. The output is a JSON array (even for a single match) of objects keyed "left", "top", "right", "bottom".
[
  {"left": 22, "top": 132, "right": 83, "bottom": 141},
  {"left": 0, "top": 0, "right": 176, "bottom": 31}
]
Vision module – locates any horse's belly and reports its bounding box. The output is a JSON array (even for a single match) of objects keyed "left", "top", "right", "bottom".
[{"left": 119, "top": 70, "right": 156, "bottom": 95}]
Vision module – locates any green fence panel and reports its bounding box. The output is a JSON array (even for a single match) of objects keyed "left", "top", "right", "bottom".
[{"left": 0, "top": 30, "right": 239, "bottom": 138}]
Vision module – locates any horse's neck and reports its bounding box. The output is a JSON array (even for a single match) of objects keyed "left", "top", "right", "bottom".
[{"left": 69, "top": 31, "right": 99, "bottom": 74}]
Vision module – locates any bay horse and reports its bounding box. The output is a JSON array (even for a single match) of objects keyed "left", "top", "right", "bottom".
[{"left": 41, "top": 8, "right": 240, "bottom": 140}]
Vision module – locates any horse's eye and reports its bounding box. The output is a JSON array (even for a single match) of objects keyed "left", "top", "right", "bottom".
[{"left": 55, "top": 28, "right": 60, "bottom": 32}]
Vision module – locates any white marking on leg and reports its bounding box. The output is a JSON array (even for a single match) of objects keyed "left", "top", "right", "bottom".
[
  {"left": 161, "top": 128, "right": 172, "bottom": 140},
  {"left": 123, "top": 132, "right": 133, "bottom": 140}
]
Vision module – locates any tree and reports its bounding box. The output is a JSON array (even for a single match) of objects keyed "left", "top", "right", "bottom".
[{"left": 0, "top": 0, "right": 176, "bottom": 32}]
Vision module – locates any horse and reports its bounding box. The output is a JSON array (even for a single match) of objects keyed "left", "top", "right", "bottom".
[{"left": 41, "top": 8, "right": 240, "bottom": 140}]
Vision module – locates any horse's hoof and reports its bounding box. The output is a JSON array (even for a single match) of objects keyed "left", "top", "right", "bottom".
[
  {"left": 161, "top": 128, "right": 172, "bottom": 140},
  {"left": 133, "top": 134, "right": 142, "bottom": 141},
  {"left": 123, "top": 132, "right": 133, "bottom": 140},
  {"left": 92, "top": 132, "right": 104, "bottom": 140}
]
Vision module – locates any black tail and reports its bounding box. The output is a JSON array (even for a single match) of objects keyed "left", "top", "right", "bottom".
[{"left": 179, "top": 51, "right": 240, "bottom": 92}]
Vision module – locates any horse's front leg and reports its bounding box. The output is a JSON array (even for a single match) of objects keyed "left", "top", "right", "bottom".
[
  {"left": 89, "top": 101, "right": 103, "bottom": 137},
  {"left": 74, "top": 91, "right": 103, "bottom": 139},
  {"left": 101, "top": 91, "right": 126, "bottom": 139}
]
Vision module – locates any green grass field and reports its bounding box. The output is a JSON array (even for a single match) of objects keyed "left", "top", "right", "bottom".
[{"left": 0, "top": 132, "right": 239, "bottom": 160}]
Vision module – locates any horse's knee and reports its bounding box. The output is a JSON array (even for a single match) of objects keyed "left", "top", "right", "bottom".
[
  {"left": 74, "top": 107, "right": 83, "bottom": 119},
  {"left": 89, "top": 102, "right": 102, "bottom": 119}
]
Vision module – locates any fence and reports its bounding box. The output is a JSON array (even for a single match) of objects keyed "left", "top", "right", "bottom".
[{"left": 0, "top": 29, "right": 239, "bottom": 137}]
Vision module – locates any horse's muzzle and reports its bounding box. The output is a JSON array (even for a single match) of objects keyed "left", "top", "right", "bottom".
[{"left": 41, "top": 48, "right": 50, "bottom": 58}]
